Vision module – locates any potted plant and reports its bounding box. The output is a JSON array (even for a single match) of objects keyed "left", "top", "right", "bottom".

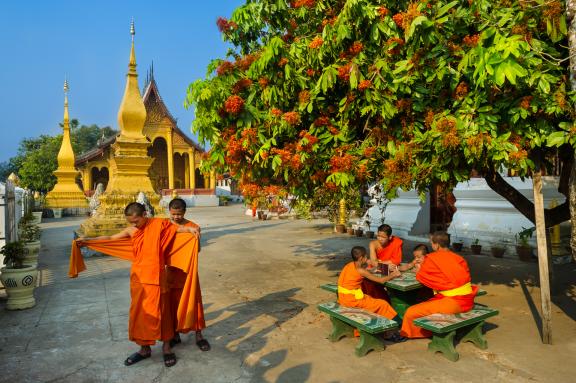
[
  {"left": 0, "top": 241, "right": 38, "bottom": 310},
  {"left": 18, "top": 218, "right": 41, "bottom": 267},
  {"left": 452, "top": 236, "right": 464, "bottom": 252},
  {"left": 219, "top": 195, "right": 230, "bottom": 206},
  {"left": 470, "top": 238, "right": 482, "bottom": 255},
  {"left": 490, "top": 243, "right": 506, "bottom": 258},
  {"left": 354, "top": 227, "right": 364, "bottom": 237},
  {"left": 515, "top": 227, "right": 534, "bottom": 262},
  {"left": 346, "top": 223, "right": 355, "bottom": 235},
  {"left": 364, "top": 215, "right": 374, "bottom": 238}
]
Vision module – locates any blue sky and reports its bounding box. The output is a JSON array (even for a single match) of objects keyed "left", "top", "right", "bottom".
[{"left": 0, "top": 0, "right": 244, "bottom": 162}]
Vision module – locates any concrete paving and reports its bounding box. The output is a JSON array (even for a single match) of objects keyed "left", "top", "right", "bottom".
[{"left": 0, "top": 205, "right": 575, "bottom": 383}]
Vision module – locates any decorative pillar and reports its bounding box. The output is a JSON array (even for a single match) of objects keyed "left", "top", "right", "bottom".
[
  {"left": 339, "top": 199, "right": 346, "bottom": 225},
  {"left": 188, "top": 148, "right": 196, "bottom": 189},
  {"left": 210, "top": 169, "right": 216, "bottom": 190},
  {"left": 184, "top": 154, "right": 190, "bottom": 188},
  {"left": 166, "top": 130, "right": 175, "bottom": 189},
  {"left": 84, "top": 168, "right": 92, "bottom": 192}
]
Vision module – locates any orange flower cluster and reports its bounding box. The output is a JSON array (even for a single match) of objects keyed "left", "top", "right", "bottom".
[
  {"left": 314, "top": 116, "right": 329, "bottom": 126},
  {"left": 299, "top": 90, "right": 311, "bottom": 104},
  {"left": 509, "top": 148, "right": 528, "bottom": 163},
  {"left": 309, "top": 36, "right": 323, "bottom": 49},
  {"left": 240, "top": 183, "right": 261, "bottom": 199},
  {"left": 348, "top": 41, "right": 364, "bottom": 56},
  {"left": 463, "top": 34, "right": 480, "bottom": 47},
  {"left": 363, "top": 146, "right": 376, "bottom": 157},
  {"left": 325, "top": 182, "right": 338, "bottom": 191},
  {"left": 283, "top": 111, "right": 301, "bottom": 125},
  {"left": 289, "top": 18, "right": 298, "bottom": 30},
  {"left": 356, "top": 164, "right": 368, "bottom": 180},
  {"left": 393, "top": 3, "right": 421, "bottom": 31},
  {"left": 442, "top": 131, "right": 461, "bottom": 149},
  {"left": 236, "top": 54, "right": 258, "bottom": 71},
  {"left": 297, "top": 132, "right": 318, "bottom": 152},
  {"left": 278, "top": 58, "right": 288, "bottom": 67},
  {"left": 454, "top": 82, "right": 469, "bottom": 100},
  {"left": 395, "top": 98, "right": 412, "bottom": 111},
  {"left": 224, "top": 95, "right": 244, "bottom": 114},
  {"left": 271, "top": 108, "right": 283, "bottom": 117},
  {"left": 258, "top": 77, "right": 269, "bottom": 88},
  {"left": 424, "top": 110, "right": 435, "bottom": 128},
  {"left": 520, "top": 96, "right": 533, "bottom": 109},
  {"left": 378, "top": 7, "right": 390, "bottom": 17},
  {"left": 436, "top": 117, "right": 456, "bottom": 133},
  {"left": 392, "top": 13, "right": 404, "bottom": 28},
  {"left": 387, "top": 37, "right": 405, "bottom": 46},
  {"left": 338, "top": 63, "right": 351, "bottom": 81},
  {"left": 217, "top": 61, "right": 234, "bottom": 76},
  {"left": 358, "top": 79, "right": 372, "bottom": 91},
  {"left": 264, "top": 185, "right": 283, "bottom": 196},
  {"left": 466, "top": 133, "right": 491, "bottom": 153},
  {"left": 225, "top": 136, "right": 244, "bottom": 163},
  {"left": 330, "top": 153, "right": 355, "bottom": 173},
  {"left": 321, "top": 17, "right": 337, "bottom": 27},
  {"left": 241, "top": 127, "right": 258, "bottom": 146},
  {"left": 292, "top": 0, "right": 315, "bottom": 8},
  {"left": 328, "top": 126, "right": 340, "bottom": 135},
  {"left": 232, "top": 78, "right": 253, "bottom": 94},
  {"left": 216, "top": 17, "right": 238, "bottom": 33},
  {"left": 311, "top": 170, "right": 329, "bottom": 182},
  {"left": 306, "top": 68, "right": 316, "bottom": 77},
  {"left": 543, "top": 1, "right": 563, "bottom": 19}
]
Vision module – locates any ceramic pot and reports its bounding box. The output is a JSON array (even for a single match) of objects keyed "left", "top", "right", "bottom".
[
  {"left": 0, "top": 265, "right": 38, "bottom": 310},
  {"left": 490, "top": 247, "right": 506, "bottom": 258},
  {"left": 470, "top": 244, "right": 482, "bottom": 255},
  {"left": 335, "top": 224, "right": 346, "bottom": 233},
  {"left": 452, "top": 242, "right": 464, "bottom": 252},
  {"left": 516, "top": 245, "right": 533, "bottom": 262}
]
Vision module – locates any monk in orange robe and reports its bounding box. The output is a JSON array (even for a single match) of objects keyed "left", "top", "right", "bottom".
[
  {"left": 75, "top": 202, "right": 199, "bottom": 367},
  {"left": 167, "top": 198, "right": 209, "bottom": 351},
  {"left": 338, "top": 246, "right": 407, "bottom": 342},
  {"left": 400, "top": 231, "right": 478, "bottom": 338},
  {"left": 362, "top": 224, "right": 403, "bottom": 300}
]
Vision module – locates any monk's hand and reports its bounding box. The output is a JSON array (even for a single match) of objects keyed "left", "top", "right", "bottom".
[
  {"left": 189, "top": 228, "right": 200, "bottom": 238},
  {"left": 366, "top": 259, "right": 378, "bottom": 269},
  {"left": 76, "top": 237, "right": 87, "bottom": 247},
  {"left": 389, "top": 268, "right": 401, "bottom": 279}
]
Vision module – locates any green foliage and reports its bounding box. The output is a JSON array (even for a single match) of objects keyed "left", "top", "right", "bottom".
[
  {"left": 186, "top": 0, "right": 574, "bottom": 204},
  {"left": 516, "top": 226, "right": 535, "bottom": 246},
  {"left": 1, "top": 241, "right": 26, "bottom": 269},
  {"left": 18, "top": 218, "right": 41, "bottom": 242},
  {"left": 5, "top": 120, "right": 116, "bottom": 192}
]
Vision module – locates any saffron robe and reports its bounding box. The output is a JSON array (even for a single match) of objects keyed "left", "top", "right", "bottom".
[
  {"left": 167, "top": 220, "right": 206, "bottom": 332},
  {"left": 400, "top": 249, "right": 477, "bottom": 338},
  {"left": 68, "top": 218, "right": 203, "bottom": 343},
  {"left": 338, "top": 262, "right": 397, "bottom": 319},
  {"left": 375, "top": 236, "right": 403, "bottom": 265}
]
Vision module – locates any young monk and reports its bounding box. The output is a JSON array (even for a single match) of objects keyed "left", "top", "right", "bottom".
[
  {"left": 76, "top": 202, "right": 199, "bottom": 367},
  {"left": 338, "top": 246, "right": 407, "bottom": 342},
  {"left": 398, "top": 244, "right": 429, "bottom": 272},
  {"left": 362, "top": 224, "right": 404, "bottom": 300},
  {"left": 167, "top": 198, "right": 210, "bottom": 352},
  {"left": 400, "top": 231, "right": 478, "bottom": 338}
]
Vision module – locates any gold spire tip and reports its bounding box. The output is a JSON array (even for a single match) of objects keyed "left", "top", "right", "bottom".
[
  {"left": 64, "top": 77, "right": 69, "bottom": 93},
  {"left": 130, "top": 19, "right": 135, "bottom": 39}
]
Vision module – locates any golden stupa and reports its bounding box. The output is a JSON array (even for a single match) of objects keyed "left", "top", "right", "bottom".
[
  {"left": 45, "top": 80, "right": 89, "bottom": 213},
  {"left": 78, "top": 22, "right": 162, "bottom": 236}
]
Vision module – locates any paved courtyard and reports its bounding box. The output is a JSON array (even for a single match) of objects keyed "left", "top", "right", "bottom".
[{"left": 0, "top": 205, "right": 575, "bottom": 383}]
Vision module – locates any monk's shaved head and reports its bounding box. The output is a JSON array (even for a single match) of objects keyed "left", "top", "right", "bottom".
[
  {"left": 430, "top": 231, "right": 450, "bottom": 248},
  {"left": 168, "top": 198, "right": 187, "bottom": 211},
  {"left": 124, "top": 202, "right": 146, "bottom": 217},
  {"left": 351, "top": 246, "right": 368, "bottom": 261}
]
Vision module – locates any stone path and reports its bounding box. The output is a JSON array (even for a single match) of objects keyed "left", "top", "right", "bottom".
[{"left": 0, "top": 205, "right": 575, "bottom": 382}]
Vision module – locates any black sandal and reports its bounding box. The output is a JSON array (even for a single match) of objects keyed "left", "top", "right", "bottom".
[
  {"left": 163, "top": 353, "right": 177, "bottom": 367},
  {"left": 196, "top": 338, "right": 211, "bottom": 351},
  {"left": 124, "top": 352, "right": 151, "bottom": 366}
]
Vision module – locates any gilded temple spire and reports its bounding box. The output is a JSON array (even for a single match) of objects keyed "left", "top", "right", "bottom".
[
  {"left": 57, "top": 78, "right": 75, "bottom": 169},
  {"left": 117, "top": 19, "right": 147, "bottom": 141}
]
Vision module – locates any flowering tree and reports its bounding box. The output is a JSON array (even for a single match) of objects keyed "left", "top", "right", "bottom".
[{"left": 186, "top": 0, "right": 575, "bottom": 233}]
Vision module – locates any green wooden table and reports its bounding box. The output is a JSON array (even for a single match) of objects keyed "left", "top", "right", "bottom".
[{"left": 381, "top": 271, "right": 432, "bottom": 318}]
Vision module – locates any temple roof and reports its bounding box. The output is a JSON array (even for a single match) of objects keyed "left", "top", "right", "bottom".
[{"left": 75, "top": 74, "right": 203, "bottom": 167}]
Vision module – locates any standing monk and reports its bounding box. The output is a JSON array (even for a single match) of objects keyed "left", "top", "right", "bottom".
[
  {"left": 400, "top": 231, "right": 477, "bottom": 338},
  {"left": 167, "top": 198, "right": 210, "bottom": 351},
  {"left": 76, "top": 202, "right": 198, "bottom": 367}
]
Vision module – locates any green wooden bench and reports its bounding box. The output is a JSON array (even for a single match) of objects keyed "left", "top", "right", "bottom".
[
  {"left": 413, "top": 304, "right": 499, "bottom": 362},
  {"left": 317, "top": 302, "right": 398, "bottom": 357}
]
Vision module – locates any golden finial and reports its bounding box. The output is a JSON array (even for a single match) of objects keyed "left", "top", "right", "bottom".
[
  {"left": 130, "top": 19, "right": 135, "bottom": 41},
  {"left": 64, "top": 77, "right": 69, "bottom": 93}
]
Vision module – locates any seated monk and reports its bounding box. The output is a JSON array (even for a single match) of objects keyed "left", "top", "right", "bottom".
[
  {"left": 397, "top": 244, "right": 428, "bottom": 272},
  {"left": 167, "top": 197, "right": 210, "bottom": 352},
  {"left": 400, "top": 231, "right": 478, "bottom": 339},
  {"left": 76, "top": 202, "right": 199, "bottom": 367},
  {"left": 362, "top": 224, "right": 404, "bottom": 300},
  {"left": 338, "top": 246, "right": 406, "bottom": 342}
]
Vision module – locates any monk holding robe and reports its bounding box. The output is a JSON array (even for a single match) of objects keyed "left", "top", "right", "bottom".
[
  {"left": 338, "top": 246, "right": 407, "bottom": 342},
  {"left": 362, "top": 224, "right": 403, "bottom": 300},
  {"left": 167, "top": 198, "right": 209, "bottom": 351},
  {"left": 74, "top": 202, "right": 199, "bottom": 367},
  {"left": 400, "top": 231, "right": 477, "bottom": 338}
]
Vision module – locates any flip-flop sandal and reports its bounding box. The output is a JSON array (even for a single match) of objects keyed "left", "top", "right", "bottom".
[
  {"left": 163, "top": 353, "right": 177, "bottom": 367},
  {"left": 124, "top": 352, "right": 151, "bottom": 366},
  {"left": 169, "top": 336, "right": 182, "bottom": 348},
  {"left": 196, "top": 339, "right": 211, "bottom": 351}
]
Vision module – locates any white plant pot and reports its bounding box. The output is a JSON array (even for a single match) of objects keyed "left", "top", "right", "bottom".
[
  {"left": 0, "top": 265, "right": 38, "bottom": 310},
  {"left": 23, "top": 240, "right": 41, "bottom": 267},
  {"left": 31, "top": 211, "right": 42, "bottom": 224},
  {"left": 53, "top": 208, "right": 63, "bottom": 219}
]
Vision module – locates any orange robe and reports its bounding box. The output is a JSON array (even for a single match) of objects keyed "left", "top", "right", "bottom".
[
  {"left": 400, "top": 249, "right": 477, "bottom": 338},
  {"left": 338, "top": 262, "right": 397, "bottom": 320},
  {"left": 167, "top": 220, "right": 205, "bottom": 333},
  {"left": 68, "top": 218, "right": 203, "bottom": 344},
  {"left": 375, "top": 236, "right": 403, "bottom": 265},
  {"left": 362, "top": 236, "right": 403, "bottom": 300}
]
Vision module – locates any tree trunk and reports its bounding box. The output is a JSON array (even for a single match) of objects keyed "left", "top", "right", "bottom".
[{"left": 568, "top": 1, "right": 576, "bottom": 261}]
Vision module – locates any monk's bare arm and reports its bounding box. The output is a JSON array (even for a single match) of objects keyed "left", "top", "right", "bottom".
[
  {"left": 357, "top": 266, "right": 401, "bottom": 284},
  {"left": 77, "top": 228, "right": 131, "bottom": 246},
  {"left": 176, "top": 226, "right": 200, "bottom": 238},
  {"left": 368, "top": 241, "right": 379, "bottom": 265},
  {"left": 398, "top": 259, "right": 418, "bottom": 272}
]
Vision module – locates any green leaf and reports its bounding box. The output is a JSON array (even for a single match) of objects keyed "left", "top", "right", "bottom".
[
  {"left": 547, "top": 131, "right": 567, "bottom": 147},
  {"left": 436, "top": 1, "right": 459, "bottom": 18}
]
